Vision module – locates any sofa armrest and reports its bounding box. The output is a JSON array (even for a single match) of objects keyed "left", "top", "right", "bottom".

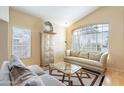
[
  {"left": 100, "top": 52, "right": 108, "bottom": 67},
  {"left": 0, "top": 61, "right": 9, "bottom": 73},
  {"left": 65, "top": 49, "right": 71, "bottom": 56}
]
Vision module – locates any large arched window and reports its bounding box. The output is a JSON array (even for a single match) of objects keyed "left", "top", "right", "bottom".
[{"left": 71, "top": 24, "right": 109, "bottom": 52}]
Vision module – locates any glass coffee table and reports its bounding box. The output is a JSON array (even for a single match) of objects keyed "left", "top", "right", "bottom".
[{"left": 49, "top": 62, "right": 84, "bottom": 86}]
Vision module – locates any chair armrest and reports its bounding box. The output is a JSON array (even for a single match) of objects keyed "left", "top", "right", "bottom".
[{"left": 100, "top": 52, "right": 108, "bottom": 67}]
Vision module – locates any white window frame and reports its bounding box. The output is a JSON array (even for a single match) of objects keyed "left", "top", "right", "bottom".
[
  {"left": 12, "top": 26, "right": 31, "bottom": 58},
  {"left": 71, "top": 24, "right": 109, "bottom": 52}
]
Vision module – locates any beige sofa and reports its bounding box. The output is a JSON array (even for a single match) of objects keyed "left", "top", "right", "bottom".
[{"left": 64, "top": 50, "right": 108, "bottom": 74}]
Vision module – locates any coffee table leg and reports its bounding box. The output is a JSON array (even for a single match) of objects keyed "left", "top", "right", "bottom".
[
  {"left": 62, "top": 73, "right": 65, "bottom": 83},
  {"left": 49, "top": 65, "right": 52, "bottom": 75},
  {"left": 76, "top": 72, "right": 84, "bottom": 86},
  {"left": 80, "top": 68, "right": 83, "bottom": 77},
  {"left": 68, "top": 75, "right": 72, "bottom": 86}
]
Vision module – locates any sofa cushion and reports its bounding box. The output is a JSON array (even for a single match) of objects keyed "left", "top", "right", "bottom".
[
  {"left": 21, "top": 76, "right": 45, "bottom": 86},
  {"left": 89, "top": 52, "right": 103, "bottom": 61},
  {"left": 64, "top": 56, "right": 103, "bottom": 68},
  {"left": 70, "top": 50, "right": 80, "bottom": 57},
  {"left": 40, "top": 74, "right": 65, "bottom": 86},
  {"left": 78, "top": 51, "right": 89, "bottom": 59},
  {"left": 27, "top": 65, "right": 45, "bottom": 76}
]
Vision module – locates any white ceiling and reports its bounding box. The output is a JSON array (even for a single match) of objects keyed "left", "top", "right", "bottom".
[{"left": 13, "top": 6, "right": 100, "bottom": 27}]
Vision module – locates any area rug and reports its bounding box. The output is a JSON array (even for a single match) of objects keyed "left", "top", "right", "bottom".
[{"left": 45, "top": 69, "right": 104, "bottom": 86}]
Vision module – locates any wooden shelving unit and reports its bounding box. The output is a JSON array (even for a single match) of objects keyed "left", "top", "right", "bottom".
[{"left": 40, "top": 31, "right": 56, "bottom": 66}]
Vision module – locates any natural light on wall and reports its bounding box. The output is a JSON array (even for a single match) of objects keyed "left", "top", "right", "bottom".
[
  {"left": 71, "top": 24, "right": 109, "bottom": 52},
  {"left": 12, "top": 26, "right": 31, "bottom": 58}
]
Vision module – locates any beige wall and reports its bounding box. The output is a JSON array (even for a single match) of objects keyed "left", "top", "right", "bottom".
[
  {"left": 66, "top": 7, "right": 124, "bottom": 72},
  {"left": 53, "top": 24, "right": 66, "bottom": 63},
  {"left": 0, "top": 19, "right": 8, "bottom": 66},
  {"left": 9, "top": 8, "right": 66, "bottom": 66},
  {"left": 9, "top": 8, "right": 43, "bottom": 66}
]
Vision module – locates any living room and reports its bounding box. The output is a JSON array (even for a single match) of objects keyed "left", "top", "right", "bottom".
[{"left": 0, "top": 6, "right": 124, "bottom": 87}]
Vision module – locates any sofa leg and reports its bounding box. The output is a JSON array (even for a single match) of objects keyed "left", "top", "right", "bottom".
[
  {"left": 101, "top": 68, "right": 107, "bottom": 76},
  {"left": 62, "top": 73, "right": 65, "bottom": 83},
  {"left": 49, "top": 65, "right": 52, "bottom": 75}
]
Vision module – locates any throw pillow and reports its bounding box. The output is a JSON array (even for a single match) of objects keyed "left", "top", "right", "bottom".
[
  {"left": 9, "top": 65, "right": 35, "bottom": 86},
  {"left": 78, "top": 51, "right": 89, "bottom": 59},
  {"left": 24, "top": 76, "right": 45, "bottom": 86},
  {"left": 8, "top": 55, "right": 25, "bottom": 70},
  {"left": 9, "top": 65, "right": 45, "bottom": 86},
  {"left": 89, "top": 52, "right": 103, "bottom": 61},
  {"left": 70, "top": 50, "right": 80, "bottom": 57}
]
